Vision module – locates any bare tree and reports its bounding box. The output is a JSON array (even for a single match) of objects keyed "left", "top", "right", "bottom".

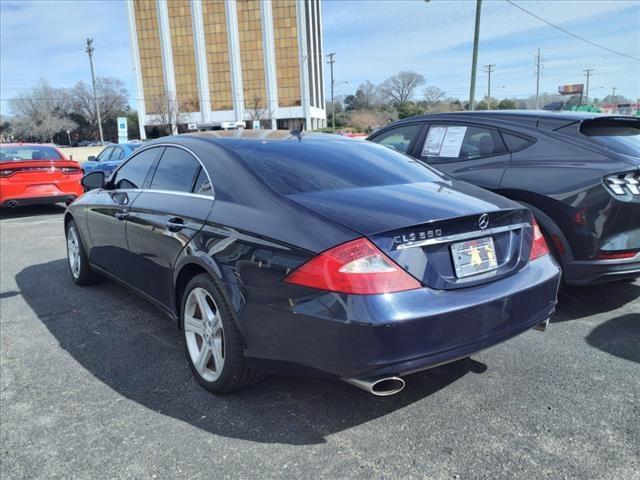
[
  {"left": 64, "top": 77, "right": 128, "bottom": 138},
  {"left": 423, "top": 86, "right": 447, "bottom": 112},
  {"left": 246, "top": 95, "right": 267, "bottom": 123},
  {"left": 379, "top": 71, "right": 425, "bottom": 104},
  {"left": 149, "top": 89, "right": 195, "bottom": 136},
  {"left": 8, "top": 79, "right": 77, "bottom": 142}
]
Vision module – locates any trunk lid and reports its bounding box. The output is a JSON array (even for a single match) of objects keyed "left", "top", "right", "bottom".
[{"left": 288, "top": 180, "right": 534, "bottom": 290}]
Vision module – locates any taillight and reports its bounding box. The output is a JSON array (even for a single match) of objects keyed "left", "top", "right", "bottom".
[
  {"left": 596, "top": 250, "right": 639, "bottom": 260},
  {"left": 0, "top": 169, "right": 14, "bottom": 177},
  {"left": 604, "top": 171, "right": 640, "bottom": 196},
  {"left": 529, "top": 218, "right": 549, "bottom": 260},
  {"left": 59, "top": 167, "right": 82, "bottom": 174},
  {"left": 284, "top": 237, "right": 421, "bottom": 294}
]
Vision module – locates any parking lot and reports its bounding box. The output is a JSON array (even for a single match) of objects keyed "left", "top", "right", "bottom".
[{"left": 0, "top": 205, "right": 638, "bottom": 479}]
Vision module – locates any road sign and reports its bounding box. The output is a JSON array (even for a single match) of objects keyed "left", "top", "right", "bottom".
[
  {"left": 558, "top": 84, "right": 584, "bottom": 95},
  {"left": 117, "top": 117, "right": 128, "bottom": 144}
]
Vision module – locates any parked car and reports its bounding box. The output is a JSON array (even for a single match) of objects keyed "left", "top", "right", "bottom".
[
  {"left": 368, "top": 112, "right": 640, "bottom": 285},
  {"left": 65, "top": 131, "right": 560, "bottom": 395},
  {"left": 0, "top": 143, "right": 83, "bottom": 208},
  {"left": 83, "top": 143, "right": 142, "bottom": 176}
]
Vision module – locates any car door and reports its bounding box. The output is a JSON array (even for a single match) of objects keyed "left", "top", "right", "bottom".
[
  {"left": 125, "top": 146, "right": 214, "bottom": 308},
  {"left": 411, "top": 123, "right": 511, "bottom": 189},
  {"left": 85, "top": 146, "right": 164, "bottom": 281}
]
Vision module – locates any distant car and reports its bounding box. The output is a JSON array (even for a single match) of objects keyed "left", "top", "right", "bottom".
[
  {"left": 83, "top": 143, "right": 142, "bottom": 176},
  {"left": 0, "top": 143, "right": 83, "bottom": 208},
  {"left": 65, "top": 131, "right": 560, "bottom": 395},
  {"left": 368, "top": 111, "right": 640, "bottom": 285}
]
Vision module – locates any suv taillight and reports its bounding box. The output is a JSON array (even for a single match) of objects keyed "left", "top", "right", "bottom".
[
  {"left": 604, "top": 171, "right": 640, "bottom": 196},
  {"left": 284, "top": 237, "right": 421, "bottom": 294},
  {"left": 530, "top": 219, "right": 549, "bottom": 260}
]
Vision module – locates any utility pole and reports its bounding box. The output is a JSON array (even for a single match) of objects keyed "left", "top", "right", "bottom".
[
  {"left": 611, "top": 86, "right": 616, "bottom": 99},
  {"left": 85, "top": 38, "right": 104, "bottom": 144},
  {"left": 484, "top": 64, "right": 495, "bottom": 108},
  {"left": 468, "top": 0, "right": 482, "bottom": 111},
  {"left": 583, "top": 68, "right": 594, "bottom": 106},
  {"left": 534, "top": 48, "right": 542, "bottom": 109},
  {"left": 326, "top": 52, "right": 336, "bottom": 132}
]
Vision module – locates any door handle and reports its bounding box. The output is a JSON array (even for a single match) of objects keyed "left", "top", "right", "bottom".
[
  {"left": 166, "top": 217, "right": 184, "bottom": 232},
  {"left": 115, "top": 211, "right": 128, "bottom": 221}
]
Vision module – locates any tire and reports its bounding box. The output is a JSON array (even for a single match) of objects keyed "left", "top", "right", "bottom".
[
  {"left": 181, "top": 273, "right": 263, "bottom": 393},
  {"left": 66, "top": 219, "right": 98, "bottom": 285}
]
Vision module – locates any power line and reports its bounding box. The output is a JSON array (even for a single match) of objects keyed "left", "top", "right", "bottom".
[{"left": 505, "top": 0, "right": 640, "bottom": 61}]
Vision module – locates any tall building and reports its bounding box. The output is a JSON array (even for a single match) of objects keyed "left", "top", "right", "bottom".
[{"left": 126, "top": 0, "right": 326, "bottom": 138}]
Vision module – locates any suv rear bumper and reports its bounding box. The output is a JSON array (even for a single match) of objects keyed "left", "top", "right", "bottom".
[{"left": 563, "top": 252, "right": 640, "bottom": 285}]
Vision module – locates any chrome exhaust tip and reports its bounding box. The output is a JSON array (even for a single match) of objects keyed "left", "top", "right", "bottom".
[
  {"left": 533, "top": 318, "right": 550, "bottom": 332},
  {"left": 5, "top": 200, "right": 18, "bottom": 208},
  {"left": 342, "top": 376, "right": 406, "bottom": 396}
]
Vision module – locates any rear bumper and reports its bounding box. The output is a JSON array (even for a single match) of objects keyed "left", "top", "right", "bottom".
[
  {"left": 1, "top": 195, "right": 78, "bottom": 207},
  {"left": 563, "top": 252, "right": 640, "bottom": 285},
  {"left": 240, "top": 255, "right": 561, "bottom": 379},
  {"left": 0, "top": 179, "right": 83, "bottom": 207}
]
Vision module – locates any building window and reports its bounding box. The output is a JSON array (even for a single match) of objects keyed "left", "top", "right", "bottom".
[
  {"left": 134, "top": 0, "right": 165, "bottom": 114},
  {"left": 273, "top": 0, "right": 301, "bottom": 108},
  {"left": 168, "top": 0, "right": 199, "bottom": 113},
  {"left": 237, "top": 0, "right": 267, "bottom": 113},
  {"left": 202, "top": 0, "right": 233, "bottom": 111}
]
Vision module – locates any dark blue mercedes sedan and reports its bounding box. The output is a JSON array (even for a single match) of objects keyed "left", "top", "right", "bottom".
[{"left": 65, "top": 130, "right": 560, "bottom": 396}]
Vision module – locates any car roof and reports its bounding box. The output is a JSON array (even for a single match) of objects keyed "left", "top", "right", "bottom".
[
  {"left": 389, "top": 110, "right": 605, "bottom": 130},
  {"left": 1, "top": 143, "right": 60, "bottom": 148},
  {"left": 182, "top": 129, "right": 357, "bottom": 150}
]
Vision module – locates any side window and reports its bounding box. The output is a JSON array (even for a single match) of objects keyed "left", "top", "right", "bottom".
[
  {"left": 112, "top": 147, "right": 163, "bottom": 190},
  {"left": 501, "top": 132, "right": 534, "bottom": 152},
  {"left": 372, "top": 124, "right": 422, "bottom": 153},
  {"left": 420, "top": 125, "right": 506, "bottom": 162},
  {"left": 111, "top": 147, "right": 125, "bottom": 160},
  {"left": 192, "top": 167, "right": 213, "bottom": 196},
  {"left": 149, "top": 146, "right": 200, "bottom": 193},
  {"left": 97, "top": 147, "right": 112, "bottom": 161}
]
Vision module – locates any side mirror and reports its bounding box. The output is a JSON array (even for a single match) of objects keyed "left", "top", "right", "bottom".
[
  {"left": 87, "top": 155, "right": 97, "bottom": 162},
  {"left": 81, "top": 171, "right": 105, "bottom": 191}
]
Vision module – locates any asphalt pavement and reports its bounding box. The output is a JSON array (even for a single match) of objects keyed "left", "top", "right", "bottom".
[{"left": 1, "top": 205, "right": 638, "bottom": 480}]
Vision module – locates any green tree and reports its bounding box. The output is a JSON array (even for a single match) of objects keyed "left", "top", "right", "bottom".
[{"left": 497, "top": 99, "right": 517, "bottom": 109}]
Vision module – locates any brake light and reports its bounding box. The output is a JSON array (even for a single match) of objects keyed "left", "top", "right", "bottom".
[
  {"left": 529, "top": 218, "right": 549, "bottom": 260},
  {"left": 596, "top": 250, "right": 638, "bottom": 260},
  {"left": 284, "top": 237, "right": 421, "bottom": 294},
  {"left": 0, "top": 169, "right": 14, "bottom": 177},
  {"left": 58, "top": 167, "right": 82, "bottom": 174}
]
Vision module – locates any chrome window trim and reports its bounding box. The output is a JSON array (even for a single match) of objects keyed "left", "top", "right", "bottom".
[
  {"left": 142, "top": 189, "right": 214, "bottom": 201},
  {"left": 395, "top": 222, "right": 530, "bottom": 250},
  {"left": 110, "top": 142, "right": 215, "bottom": 197}
]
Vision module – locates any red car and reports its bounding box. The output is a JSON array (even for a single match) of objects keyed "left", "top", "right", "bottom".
[{"left": 0, "top": 144, "right": 84, "bottom": 208}]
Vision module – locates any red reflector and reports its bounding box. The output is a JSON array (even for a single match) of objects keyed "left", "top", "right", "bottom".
[
  {"left": 596, "top": 250, "right": 638, "bottom": 260},
  {"left": 529, "top": 218, "right": 549, "bottom": 260},
  {"left": 284, "top": 237, "right": 421, "bottom": 295}
]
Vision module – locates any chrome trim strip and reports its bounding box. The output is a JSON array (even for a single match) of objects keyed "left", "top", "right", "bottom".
[
  {"left": 142, "top": 189, "right": 214, "bottom": 201},
  {"left": 395, "top": 222, "right": 530, "bottom": 250},
  {"left": 111, "top": 142, "right": 215, "bottom": 196}
]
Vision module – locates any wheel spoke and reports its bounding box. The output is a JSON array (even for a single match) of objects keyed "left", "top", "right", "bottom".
[
  {"left": 195, "top": 289, "right": 215, "bottom": 323},
  {"left": 195, "top": 344, "right": 211, "bottom": 374},
  {"left": 211, "top": 336, "right": 224, "bottom": 372},
  {"left": 184, "top": 315, "right": 205, "bottom": 336}
]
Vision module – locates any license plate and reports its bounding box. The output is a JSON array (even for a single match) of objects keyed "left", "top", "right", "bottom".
[{"left": 451, "top": 237, "right": 498, "bottom": 278}]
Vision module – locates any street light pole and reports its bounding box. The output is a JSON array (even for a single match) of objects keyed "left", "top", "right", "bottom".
[
  {"left": 583, "top": 68, "right": 594, "bottom": 106},
  {"left": 327, "top": 52, "right": 336, "bottom": 132},
  {"left": 85, "top": 38, "right": 104, "bottom": 144},
  {"left": 468, "top": 0, "right": 483, "bottom": 111}
]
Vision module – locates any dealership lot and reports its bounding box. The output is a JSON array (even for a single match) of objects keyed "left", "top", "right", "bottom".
[{"left": 1, "top": 205, "right": 638, "bottom": 480}]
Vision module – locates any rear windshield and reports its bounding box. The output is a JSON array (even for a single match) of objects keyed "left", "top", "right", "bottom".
[
  {"left": 578, "top": 118, "right": 640, "bottom": 157},
  {"left": 0, "top": 146, "right": 62, "bottom": 161},
  {"left": 234, "top": 139, "right": 442, "bottom": 195}
]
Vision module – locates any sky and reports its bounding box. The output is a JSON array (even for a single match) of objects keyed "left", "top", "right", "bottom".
[{"left": 1, "top": 0, "right": 639, "bottom": 115}]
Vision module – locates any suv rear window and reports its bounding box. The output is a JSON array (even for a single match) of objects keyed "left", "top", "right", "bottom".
[
  {"left": 0, "top": 146, "right": 62, "bottom": 161},
  {"left": 234, "top": 139, "right": 441, "bottom": 195}
]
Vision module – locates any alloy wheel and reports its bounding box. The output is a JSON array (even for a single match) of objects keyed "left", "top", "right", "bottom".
[
  {"left": 67, "top": 226, "right": 81, "bottom": 279},
  {"left": 184, "top": 287, "right": 225, "bottom": 382}
]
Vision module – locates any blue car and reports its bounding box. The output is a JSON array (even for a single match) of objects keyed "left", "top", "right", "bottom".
[
  {"left": 83, "top": 143, "right": 142, "bottom": 177},
  {"left": 66, "top": 131, "right": 561, "bottom": 396}
]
